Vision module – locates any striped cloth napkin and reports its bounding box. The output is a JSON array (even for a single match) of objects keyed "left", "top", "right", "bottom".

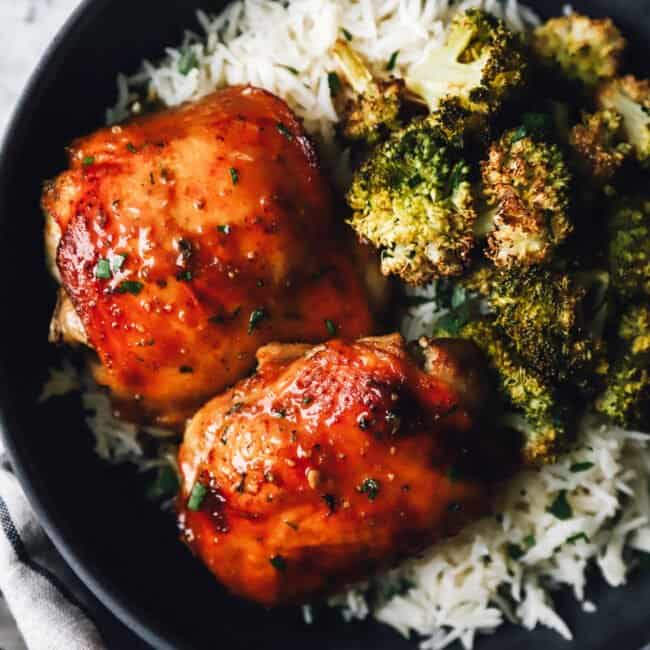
[{"left": 0, "top": 456, "right": 104, "bottom": 649}]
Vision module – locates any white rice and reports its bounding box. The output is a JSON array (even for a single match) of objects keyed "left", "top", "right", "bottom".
[{"left": 40, "top": 0, "right": 650, "bottom": 647}]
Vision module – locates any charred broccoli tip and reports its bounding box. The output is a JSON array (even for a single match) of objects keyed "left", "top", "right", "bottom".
[
  {"left": 532, "top": 13, "right": 625, "bottom": 87},
  {"left": 406, "top": 9, "right": 527, "bottom": 116}
]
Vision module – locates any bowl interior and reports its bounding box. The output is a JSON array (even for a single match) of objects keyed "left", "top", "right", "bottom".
[{"left": 1, "top": 0, "right": 650, "bottom": 648}]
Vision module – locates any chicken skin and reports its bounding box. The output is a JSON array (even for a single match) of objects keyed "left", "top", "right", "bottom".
[
  {"left": 43, "top": 86, "right": 379, "bottom": 426},
  {"left": 178, "top": 333, "right": 495, "bottom": 606}
]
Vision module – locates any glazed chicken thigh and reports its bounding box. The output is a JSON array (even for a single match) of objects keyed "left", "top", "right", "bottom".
[
  {"left": 178, "top": 334, "right": 495, "bottom": 606},
  {"left": 43, "top": 86, "right": 379, "bottom": 426}
]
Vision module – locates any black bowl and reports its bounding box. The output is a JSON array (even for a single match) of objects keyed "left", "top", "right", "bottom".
[{"left": 1, "top": 1, "right": 650, "bottom": 648}]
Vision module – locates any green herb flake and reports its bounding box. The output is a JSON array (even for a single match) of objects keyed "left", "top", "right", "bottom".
[
  {"left": 548, "top": 490, "right": 573, "bottom": 520},
  {"left": 302, "top": 395, "right": 313, "bottom": 406},
  {"left": 126, "top": 142, "right": 138, "bottom": 153},
  {"left": 385, "top": 50, "right": 399, "bottom": 71},
  {"left": 272, "top": 409, "right": 286, "bottom": 418},
  {"left": 226, "top": 401, "right": 244, "bottom": 415},
  {"left": 116, "top": 280, "right": 143, "bottom": 295},
  {"left": 325, "top": 319, "right": 337, "bottom": 336},
  {"left": 523, "top": 534, "right": 536, "bottom": 548},
  {"left": 217, "top": 224, "right": 231, "bottom": 234},
  {"left": 322, "top": 493, "right": 336, "bottom": 512},
  {"left": 358, "top": 477, "right": 380, "bottom": 501},
  {"left": 269, "top": 555, "right": 287, "bottom": 571},
  {"left": 522, "top": 112, "right": 553, "bottom": 136},
  {"left": 570, "top": 461, "right": 594, "bottom": 473},
  {"left": 247, "top": 307, "right": 268, "bottom": 334},
  {"left": 94, "top": 259, "right": 112, "bottom": 279},
  {"left": 178, "top": 49, "right": 199, "bottom": 75},
  {"left": 567, "top": 532, "right": 590, "bottom": 545},
  {"left": 146, "top": 466, "right": 179, "bottom": 501},
  {"left": 446, "top": 465, "right": 461, "bottom": 482},
  {"left": 328, "top": 72, "right": 342, "bottom": 97},
  {"left": 510, "top": 125, "right": 528, "bottom": 143},
  {"left": 176, "top": 270, "right": 193, "bottom": 282},
  {"left": 82, "top": 156, "right": 95, "bottom": 167},
  {"left": 341, "top": 27, "right": 353, "bottom": 41},
  {"left": 450, "top": 284, "right": 467, "bottom": 309},
  {"left": 276, "top": 122, "right": 293, "bottom": 141},
  {"left": 507, "top": 543, "right": 525, "bottom": 560},
  {"left": 187, "top": 482, "right": 207, "bottom": 511},
  {"left": 229, "top": 167, "right": 239, "bottom": 185},
  {"left": 282, "top": 65, "right": 299, "bottom": 75},
  {"left": 179, "top": 365, "right": 194, "bottom": 374},
  {"left": 111, "top": 253, "right": 127, "bottom": 273}
]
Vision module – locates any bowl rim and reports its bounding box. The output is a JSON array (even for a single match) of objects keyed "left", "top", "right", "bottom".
[{"left": 0, "top": 0, "right": 179, "bottom": 647}]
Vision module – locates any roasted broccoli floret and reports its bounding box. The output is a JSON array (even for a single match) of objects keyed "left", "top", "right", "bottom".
[
  {"left": 569, "top": 109, "right": 633, "bottom": 182},
  {"left": 463, "top": 265, "right": 607, "bottom": 388},
  {"left": 436, "top": 317, "right": 571, "bottom": 463},
  {"left": 488, "top": 267, "right": 606, "bottom": 388},
  {"left": 595, "top": 303, "right": 650, "bottom": 429},
  {"left": 532, "top": 13, "right": 625, "bottom": 87},
  {"left": 597, "top": 75, "right": 650, "bottom": 167},
  {"left": 405, "top": 9, "right": 527, "bottom": 115},
  {"left": 607, "top": 194, "right": 650, "bottom": 300},
  {"left": 331, "top": 39, "right": 404, "bottom": 144},
  {"left": 347, "top": 113, "right": 477, "bottom": 284},
  {"left": 478, "top": 125, "right": 573, "bottom": 268}
]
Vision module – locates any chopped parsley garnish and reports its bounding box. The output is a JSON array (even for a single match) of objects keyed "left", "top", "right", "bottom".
[
  {"left": 145, "top": 466, "right": 179, "bottom": 501},
  {"left": 282, "top": 65, "right": 299, "bottom": 75},
  {"left": 510, "top": 125, "right": 529, "bottom": 143},
  {"left": 358, "top": 477, "right": 380, "bottom": 501},
  {"left": 508, "top": 534, "right": 535, "bottom": 559},
  {"left": 82, "top": 156, "right": 95, "bottom": 166},
  {"left": 328, "top": 71, "right": 342, "bottom": 97},
  {"left": 94, "top": 259, "right": 111, "bottom": 279},
  {"left": 341, "top": 27, "right": 353, "bottom": 41},
  {"left": 567, "top": 532, "right": 589, "bottom": 545},
  {"left": 226, "top": 401, "right": 244, "bottom": 415},
  {"left": 322, "top": 493, "right": 336, "bottom": 512},
  {"left": 269, "top": 555, "right": 287, "bottom": 571},
  {"left": 177, "top": 238, "right": 193, "bottom": 260},
  {"left": 217, "top": 224, "right": 231, "bottom": 234},
  {"left": 116, "top": 280, "right": 143, "bottom": 295},
  {"left": 276, "top": 122, "right": 293, "bottom": 140},
  {"left": 325, "top": 319, "right": 337, "bottom": 336},
  {"left": 302, "top": 395, "right": 313, "bottom": 406},
  {"left": 272, "top": 409, "right": 286, "bottom": 418},
  {"left": 507, "top": 543, "right": 525, "bottom": 560},
  {"left": 548, "top": 490, "right": 573, "bottom": 520},
  {"left": 385, "top": 50, "right": 399, "bottom": 71},
  {"left": 247, "top": 307, "right": 268, "bottom": 334},
  {"left": 187, "top": 482, "right": 207, "bottom": 511},
  {"left": 229, "top": 167, "right": 239, "bottom": 185},
  {"left": 176, "top": 270, "right": 192, "bottom": 282},
  {"left": 570, "top": 461, "right": 594, "bottom": 473},
  {"left": 111, "top": 253, "right": 127, "bottom": 272},
  {"left": 178, "top": 49, "right": 199, "bottom": 75},
  {"left": 521, "top": 112, "right": 553, "bottom": 137},
  {"left": 179, "top": 365, "right": 194, "bottom": 373},
  {"left": 446, "top": 464, "right": 461, "bottom": 482},
  {"left": 126, "top": 142, "right": 138, "bottom": 153}
]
